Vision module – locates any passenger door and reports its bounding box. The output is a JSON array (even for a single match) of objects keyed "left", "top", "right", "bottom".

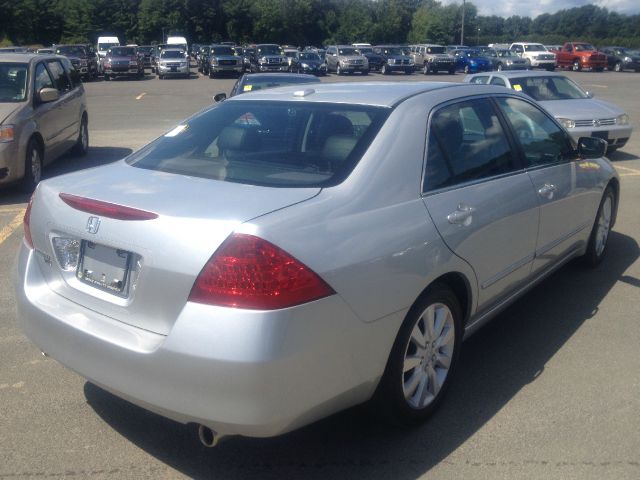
[
  {"left": 45, "top": 59, "right": 79, "bottom": 156},
  {"left": 422, "top": 98, "right": 539, "bottom": 312},
  {"left": 495, "top": 96, "right": 597, "bottom": 274}
]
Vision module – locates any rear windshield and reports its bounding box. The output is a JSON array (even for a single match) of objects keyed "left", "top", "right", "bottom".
[
  {"left": 127, "top": 101, "right": 390, "bottom": 187},
  {"left": 0, "top": 63, "right": 28, "bottom": 102},
  {"left": 427, "top": 46, "right": 446, "bottom": 54}
]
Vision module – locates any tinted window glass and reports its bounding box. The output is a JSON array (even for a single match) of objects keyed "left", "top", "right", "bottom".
[
  {"left": 496, "top": 97, "right": 574, "bottom": 167},
  {"left": 509, "top": 76, "right": 587, "bottom": 100},
  {"left": 469, "top": 76, "right": 489, "bottom": 84},
  {"left": 34, "top": 62, "right": 54, "bottom": 94},
  {"left": 47, "top": 60, "right": 71, "bottom": 92},
  {"left": 424, "top": 99, "right": 516, "bottom": 191},
  {"left": 490, "top": 76, "right": 506, "bottom": 86},
  {"left": 128, "top": 101, "right": 389, "bottom": 188}
]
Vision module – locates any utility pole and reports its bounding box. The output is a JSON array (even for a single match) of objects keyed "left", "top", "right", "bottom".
[
  {"left": 461, "top": 0, "right": 465, "bottom": 45},
  {"left": 477, "top": 27, "right": 480, "bottom": 46}
]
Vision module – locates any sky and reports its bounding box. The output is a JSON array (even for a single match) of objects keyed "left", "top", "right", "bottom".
[{"left": 440, "top": 0, "right": 640, "bottom": 18}]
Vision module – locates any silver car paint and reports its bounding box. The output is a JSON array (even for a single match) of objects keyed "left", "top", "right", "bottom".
[{"left": 16, "top": 82, "right": 618, "bottom": 438}]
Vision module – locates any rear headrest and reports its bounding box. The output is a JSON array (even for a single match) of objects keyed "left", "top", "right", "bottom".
[
  {"left": 433, "top": 115, "right": 463, "bottom": 156},
  {"left": 218, "top": 126, "right": 260, "bottom": 151},
  {"left": 322, "top": 135, "right": 358, "bottom": 165}
]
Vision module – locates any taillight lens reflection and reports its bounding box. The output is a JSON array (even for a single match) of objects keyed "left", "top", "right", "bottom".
[{"left": 189, "top": 233, "right": 335, "bottom": 310}]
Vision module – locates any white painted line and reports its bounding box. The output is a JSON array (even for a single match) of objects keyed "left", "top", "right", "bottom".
[
  {"left": 0, "top": 211, "right": 25, "bottom": 246},
  {"left": 135, "top": 92, "right": 147, "bottom": 100},
  {"left": 584, "top": 84, "right": 608, "bottom": 89},
  {"left": 616, "top": 165, "right": 640, "bottom": 175}
]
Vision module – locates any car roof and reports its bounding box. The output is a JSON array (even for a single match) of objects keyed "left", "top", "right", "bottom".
[
  {"left": 0, "top": 53, "right": 57, "bottom": 63},
  {"left": 229, "top": 81, "right": 468, "bottom": 107}
]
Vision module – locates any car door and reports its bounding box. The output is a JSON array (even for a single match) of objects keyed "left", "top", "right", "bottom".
[
  {"left": 45, "top": 59, "right": 79, "bottom": 156},
  {"left": 31, "top": 61, "right": 66, "bottom": 160},
  {"left": 422, "top": 97, "right": 539, "bottom": 312},
  {"left": 495, "top": 96, "right": 598, "bottom": 274}
]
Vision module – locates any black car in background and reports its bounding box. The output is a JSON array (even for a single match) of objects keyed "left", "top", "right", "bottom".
[
  {"left": 293, "top": 51, "right": 327, "bottom": 75},
  {"left": 355, "top": 46, "right": 385, "bottom": 71},
  {"left": 55, "top": 44, "right": 98, "bottom": 80},
  {"left": 601, "top": 46, "right": 640, "bottom": 72}
]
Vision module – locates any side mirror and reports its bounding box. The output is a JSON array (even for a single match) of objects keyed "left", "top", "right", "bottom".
[
  {"left": 213, "top": 93, "right": 227, "bottom": 103},
  {"left": 577, "top": 136, "right": 607, "bottom": 159},
  {"left": 38, "top": 87, "right": 59, "bottom": 103}
]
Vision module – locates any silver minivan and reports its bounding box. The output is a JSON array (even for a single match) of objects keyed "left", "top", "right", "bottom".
[{"left": 0, "top": 54, "right": 88, "bottom": 191}]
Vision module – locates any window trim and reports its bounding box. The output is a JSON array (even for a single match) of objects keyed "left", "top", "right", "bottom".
[{"left": 421, "top": 94, "right": 525, "bottom": 196}]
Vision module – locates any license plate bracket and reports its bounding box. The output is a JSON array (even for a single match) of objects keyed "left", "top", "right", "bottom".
[
  {"left": 591, "top": 131, "right": 609, "bottom": 140},
  {"left": 77, "top": 241, "right": 132, "bottom": 296}
]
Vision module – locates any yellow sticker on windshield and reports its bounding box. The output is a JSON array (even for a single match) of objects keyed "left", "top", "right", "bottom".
[
  {"left": 243, "top": 84, "right": 253, "bottom": 91},
  {"left": 513, "top": 84, "right": 522, "bottom": 91}
]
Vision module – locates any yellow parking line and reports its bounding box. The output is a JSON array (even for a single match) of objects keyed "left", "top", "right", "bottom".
[
  {"left": 0, "top": 207, "right": 26, "bottom": 214},
  {"left": 135, "top": 92, "right": 147, "bottom": 100},
  {"left": 0, "top": 211, "right": 25, "bottom": 246},
  {"left": 620, "top": 173, "right": 640, "bottom": 177}
]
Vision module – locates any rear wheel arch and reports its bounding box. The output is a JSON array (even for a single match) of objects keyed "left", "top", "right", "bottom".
[{"left": 607, "top": 178, "right": 620, "bottom": 228}]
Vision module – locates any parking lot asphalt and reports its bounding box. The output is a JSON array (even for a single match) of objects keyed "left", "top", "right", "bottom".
[{"left": 1, "top": 68, "right": 639, "bottom": 479}]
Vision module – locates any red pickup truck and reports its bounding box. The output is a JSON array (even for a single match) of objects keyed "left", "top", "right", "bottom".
[{"left": 555, "top": 42, "right": 607, "bottom": 71}]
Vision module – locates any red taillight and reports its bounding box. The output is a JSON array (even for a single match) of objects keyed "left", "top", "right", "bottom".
[
  {"left": 189, "top": 233, "right": 335, "bottom": 310},
  {"left": 59, "top": 193, "right": 158, "bottom": 220},
  {"left": 23, "top": 194, "right": 34, "bottom": 249}
]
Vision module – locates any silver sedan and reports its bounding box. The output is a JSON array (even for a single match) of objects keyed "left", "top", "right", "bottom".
[
  {"left": 464, "top": 71, "right": 633, "bottom": 151},
  {"left": 16, "top": 82, "right": 619, "bottom": 445}
]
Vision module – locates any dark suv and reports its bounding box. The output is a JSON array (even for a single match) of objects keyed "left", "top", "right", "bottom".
[
  {"left": 249, "top": 44, "right": 289, "bottom": 73},
  {"left": 55, "top": 44, "right": 98, "bottom": 80},
  {"left": 374, "top": 45, "right": 414, "bottom": 74},
  {"left": 103, "top": 46, "right": 144, "bottom": 80}
]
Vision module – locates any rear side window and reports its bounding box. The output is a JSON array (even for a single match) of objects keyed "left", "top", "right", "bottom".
[
  {"left": 469, "top": 76, "right": 489, "bottom": 84},
  {"left": 46, "top": 60, "right": 71, "bottom": 93},
  {"left": 490, "top": 76, "right": 506, "bottom": 86},
  {"left": 424, "top": 98, "right": 516, "bottom": 192},
  {"left": 128, "top": 101, "right": 389, "bottom": 187}
]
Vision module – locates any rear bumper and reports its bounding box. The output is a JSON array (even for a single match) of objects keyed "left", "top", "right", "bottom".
[{"left": 15, "top": 244, "right": 393, "bottom": 438}]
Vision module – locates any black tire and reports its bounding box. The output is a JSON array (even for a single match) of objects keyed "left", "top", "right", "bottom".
[
  {"left": 104, "top": 74, "right": 110, "bottom": 81},
  {"left": 72, "top": 114, "right": 89, "bottom": 156},
  {"left": 209, "top": 71, "right": 215, "bottom": 79},
  {"left": 448, "top": 68, "right": 455, "bottom": 75},
  {"left": 21, "top": 138, "right": 43, "bottom": 193},
  {"left": 583, "top": 186, "right": 615, "bottom": 267},
  {"left": 362, "top": 69, "right": 369, "bottom": 75},
  {"left": 370, "top": 284, "right": 463, "bottom": 425}
]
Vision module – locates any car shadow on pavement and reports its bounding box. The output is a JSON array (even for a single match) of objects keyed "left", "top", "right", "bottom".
[
  {"left": 42, "top": 146, "right": 133, "bottom": 181},
  {"left": 608, "top": 150, "right": 639, "bottom": 161},
  {"left": 85, "top": 231, "right": 639, "bottom": 480}
]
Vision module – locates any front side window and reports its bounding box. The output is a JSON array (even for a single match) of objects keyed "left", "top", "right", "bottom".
[
  {"left": 424, "top": 98, "right": 516, "bottom": 192},
  {"left": 46, "top": 60, "right": 71, "bottom": 93},
  {"left": 127, "top": 101, "right": 389, "bottom": 188},
  {"left": 496, "top": 97, "right": 574, "bottom": 167},
  {"left": 34, "top": 62, "right": 54, "bottom": 94}
]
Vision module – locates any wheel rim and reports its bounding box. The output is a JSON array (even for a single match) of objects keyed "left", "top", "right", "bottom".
[
  {"left": 595, "top": 196, "right": 612, "bottom": 257},
  {"left": 573, "top": 61, "right": 580, "bottom": 71},
  {"left": 402, "top": 302, "right": 455, "bottom": 409},
  {"left": 30, "top": 147, "right": 42, "bottom": 184}
]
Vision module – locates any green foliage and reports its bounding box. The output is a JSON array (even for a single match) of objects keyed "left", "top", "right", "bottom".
[{"left": 1, "top": 0, "right": 639, "bottom": 49}]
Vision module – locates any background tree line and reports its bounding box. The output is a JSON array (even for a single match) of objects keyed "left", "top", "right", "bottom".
[{"left": 1, "top": 0, "right": 639, "bottom": 49}]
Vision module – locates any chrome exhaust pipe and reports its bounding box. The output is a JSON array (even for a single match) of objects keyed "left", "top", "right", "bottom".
[{"left": 198, "top": 424, "right": 222, "bottom": 447}]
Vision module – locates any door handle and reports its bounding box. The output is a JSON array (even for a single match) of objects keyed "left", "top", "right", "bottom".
[
  {"left": 447, "top": 204, "right": 476, "bottom": 226},
  {"left": 538, "top": 183, "right": 557, "bottom": 200}
]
